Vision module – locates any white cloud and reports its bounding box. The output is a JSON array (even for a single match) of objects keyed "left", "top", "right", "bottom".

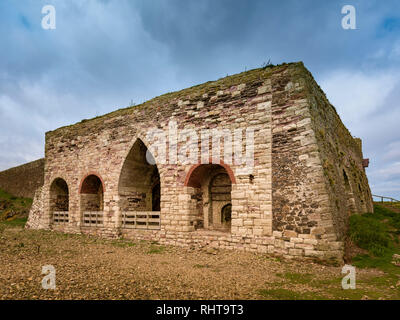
[
  {"left": 370, "top": 179, "right": 400, "bottom": 198},
  {"left": 375, "top": 162, "right": 400, "bottom": 178},
  {"left": 320, "top": 68, "right": 400, "bottom": 199},
  {"left": 383, "top": 141, "right": 400, "bottom": 161},
  {"left": 0, "top": 81, "right": 104, "bottom": 170},
  {"left": 320, "top": 70, "right": 398, "bottom": 124},
  {"left": 389, "top": 41, "right": 400, "bottom": 60}
]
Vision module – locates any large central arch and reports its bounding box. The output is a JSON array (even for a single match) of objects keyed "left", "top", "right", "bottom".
[{"left": 118, "top": 139, "right": 161, "bottom": 229}]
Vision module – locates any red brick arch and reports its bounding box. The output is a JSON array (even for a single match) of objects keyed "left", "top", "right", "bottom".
[
  {"left": 49, "top": 177, "right": 69, "bottom": 192},
  {"left": 79, "top": 172, "right": 106, "bottom": 194},
  {"left": 184, "top": 161, "right": 236, "bottom": 188}
]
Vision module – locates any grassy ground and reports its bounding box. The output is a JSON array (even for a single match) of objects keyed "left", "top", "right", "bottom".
[
  {"left": 0, "top": 202, "right": 399, "bottom": 300},
  {"left": 347, "top": 204, "right": 400, "bottom": 280},
  {"left": 0, "top": 189, "right": 32, "bottom": 222}
]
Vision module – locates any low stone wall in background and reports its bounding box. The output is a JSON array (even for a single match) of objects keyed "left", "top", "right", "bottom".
[{"left": 0, "top": 159, "right": 44, "bottom": 198}]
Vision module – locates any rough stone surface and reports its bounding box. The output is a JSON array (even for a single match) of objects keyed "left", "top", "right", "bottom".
[
  {"left": 25, "top": 186, "right": 45, "bottom": 229},
  {"left": 0, "top": 159, "right": 44, "bottom": 198},
  {"left": 26, "top": 62, "right": 373, "bottom": 263}
]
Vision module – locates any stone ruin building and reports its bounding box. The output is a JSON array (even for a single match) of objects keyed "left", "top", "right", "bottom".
[{"left": 26, "top": 62, "right": 373, "bottom": 263}]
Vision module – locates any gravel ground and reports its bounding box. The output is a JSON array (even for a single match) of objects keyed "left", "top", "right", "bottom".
[{"left": 0, "top": 227, "right": 399, "bottom": 300}]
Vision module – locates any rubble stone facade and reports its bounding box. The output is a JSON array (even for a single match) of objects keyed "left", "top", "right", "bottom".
[
  {"left": 26, "top": 62, "right": 373, "bottom": 263},
  {"left": 0, "top": 159, "right": 44, "bottom": 198}
]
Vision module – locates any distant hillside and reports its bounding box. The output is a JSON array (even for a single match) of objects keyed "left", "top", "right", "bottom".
[{"left": 0, "top": 188, "right": 32, "bottom": 223}]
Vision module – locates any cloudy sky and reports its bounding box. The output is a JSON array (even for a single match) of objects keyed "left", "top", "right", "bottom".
[{"left": 0, "top": 0, "right": 399, "bottom": 199}]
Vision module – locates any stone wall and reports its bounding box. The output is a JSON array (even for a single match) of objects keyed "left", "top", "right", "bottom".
[
  {"left": 27, "top": 62, "right": 372, "bottom": 263},
  {"left": 302, "top": 69, "right": 373, "bottom": 240},
  {"left": 267, "top": 65, "right": 373, "bottom": 262},
  {"left": 0, "top": 159, "right": 44, "bottom": 198},
  {"left": 271, "top": 67, "right": 326, "bottom": 238},
  {"left": 26, "top": 186, "right": 45, "bottom": 229}
]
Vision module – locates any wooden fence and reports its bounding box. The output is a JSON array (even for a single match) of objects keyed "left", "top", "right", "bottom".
[
  {"left": 82, "top": 211, "right": 104, "bottom": 226},
  {"left": 372, "top": 195, "right": 400, "bottom": 204},
  {"left": 121, "top": 211, "right": 160, "bottom": 230},
  {"left": 53, "top": 211, "right": 69, "bottom": 224}
]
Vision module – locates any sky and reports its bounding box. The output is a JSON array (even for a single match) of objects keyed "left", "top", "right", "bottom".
[{"left": 0, "top": 0, "right": 399, "bottom": 199}]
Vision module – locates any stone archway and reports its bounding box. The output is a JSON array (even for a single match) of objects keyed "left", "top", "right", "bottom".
[
  {"left": 49, "top": 178, "right": 69, "bottom": 225},
  {"left": 118, "top": 139, "right": 161, "bottom": 230},
  {"left": 80, "top": 174, "right": 104, "bottom": 226},
  {"left": 185, "top": 164, "right": 234, "bottom": 232}
]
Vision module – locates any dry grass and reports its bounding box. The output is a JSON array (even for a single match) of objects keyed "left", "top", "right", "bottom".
[{"left": 1, "top": 224, "right": 399, "bottom": 300}]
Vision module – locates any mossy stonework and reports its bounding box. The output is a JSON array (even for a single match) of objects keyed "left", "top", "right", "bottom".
[{"left": 26, "top": 62, "right": 372, "bottom": 263}]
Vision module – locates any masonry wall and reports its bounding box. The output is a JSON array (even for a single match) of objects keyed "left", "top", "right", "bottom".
[
  {"left": 265, "top": 65, "right": 373, "bottom": 264},
  {"left": 27, "top": 62, "right": 370, "bottom": 263},
  {"left": 271, "top": 66, "right": 328, "bottom": 238},
  {"left": 303, "top": 69, "right": 373, "bottom": 240},
  {"left": 39, "top": 65, "right": 276, "bottom": 239},
  {"left": 0, "top": 159, "right": 44, "bottom": 198}
]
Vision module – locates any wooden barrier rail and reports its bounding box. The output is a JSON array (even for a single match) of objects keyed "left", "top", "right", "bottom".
[
  {"left": 53, "top": 211, "right": 69, "bottom": 224},
  {"left": 82, "top": 211, "right": 104, "bottom": 226},
  {"left": 372, "top": 195, "right": 400, "bottom": 204},
  {"left": 122, "top": 211, "right": 160, "bottom": 230}
]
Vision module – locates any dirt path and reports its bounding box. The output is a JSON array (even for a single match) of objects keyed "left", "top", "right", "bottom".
[{"left": 0, "top": 227, "right": 399, "bottom": 300}]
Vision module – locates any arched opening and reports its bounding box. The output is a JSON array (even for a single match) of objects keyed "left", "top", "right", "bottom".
[
  {"left": 221, "top": 203, "right": 232, "bottom": 225},
  {"left": 343, "top": 170, "right": 350, "bottom": 190},
  {"left": 118, "top": 139, "right": 161, "bottom": 230},
  {"left": 152, "top": 182, "right": 161, "bottom": 211},
  {"left": 80, "top": 174, "right": 104, "bottom": 226},
  {"left": 185, "top": 164, "right": 233, "bottom": 232},
  {"left": 50, "top": 178, "right": 69, "bottom": 225},
  {"left": 343, "top": 170, "right": 356, "bottom": 215}
]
